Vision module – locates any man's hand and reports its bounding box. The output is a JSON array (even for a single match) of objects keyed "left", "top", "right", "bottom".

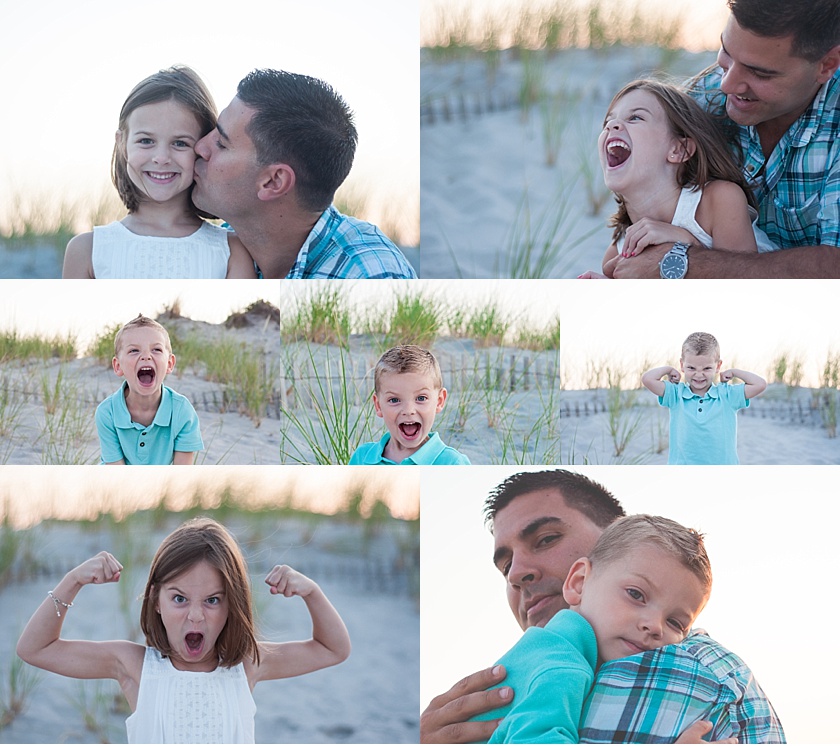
[
  {"left": 675, "top": 719, "right": 736, "bottom": 744},
  {"left": 577, "top": 270, "right": 610, "bottom": 279},
  {"left": 611, "top": 244, "right": 670, "bottom": 278},
  {"left": 420, "top": 665, "right": 511, "bottom": 744}
]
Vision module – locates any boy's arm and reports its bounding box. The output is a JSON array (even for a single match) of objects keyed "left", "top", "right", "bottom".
[
  {"left": 95, "top": 402, "right": 126, "bottom": 464},
  {"left": 172, "top": 451, "right": 197, "bottom": 465},
  {"left": 16, "top": 553, "right": 138, "bottom": 682},
  {"left": 249, "top": 565, "right": 351, "bottom": 686},
  {"left": 642, "top": 366, "right": 680, "bottom": 397},
  {"left": 720, "top": 369, "right": 767, "bottom": 399}
]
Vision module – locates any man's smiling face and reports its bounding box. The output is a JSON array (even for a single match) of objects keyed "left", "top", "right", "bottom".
[{"left": 491, "top": 489, "right": 604, "bottom": 630}]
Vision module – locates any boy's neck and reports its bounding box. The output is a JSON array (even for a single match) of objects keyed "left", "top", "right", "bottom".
[
  {"left": 123, "top": 384, "right": 164, "bottom": 427},
  {"left": 383, "top": 433, "right": 430, "bottom": 463}
]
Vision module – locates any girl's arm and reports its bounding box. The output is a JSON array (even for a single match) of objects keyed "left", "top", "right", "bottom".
[
  {"left": 642, "top": 366, "right": 680, "bottom": 397},
  {"left": 249, "top": 565, "right": 351, "bottom": 687},
  {"left": 63, "top": 232, "right": 95, "bottom": 279},
  {"left": 697, "top": 180, "right": 757, "bottom": 253},
  {"left": 225, "top": 234, "right": 259, "bottom": 279},
  {"left": 720, "top": 368, "right": 767, "bottom": 399},
  {"left": 16, "top": 552, "right": 143, "bottom": 699},
  {"left": 601, "top": 241, "right": 619, "bottom": 275},
  {"left": 621, "top": 219, "right": 698, "bottom": 257}
]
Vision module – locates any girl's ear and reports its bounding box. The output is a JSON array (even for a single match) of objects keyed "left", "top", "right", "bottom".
[
  {"left": 562, "top": 557, "right": 591, "bottom": 607},
  {"left": 669, "top": 136, "right": 696, "bottom": 163}
]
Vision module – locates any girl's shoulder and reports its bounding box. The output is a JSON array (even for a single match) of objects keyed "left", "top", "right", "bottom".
[
  {"left": 701, "top": 179, "right": 748, "bottom": 205},
  {"left": 63, "top": 231, "right": 95, "bottom": 278}
]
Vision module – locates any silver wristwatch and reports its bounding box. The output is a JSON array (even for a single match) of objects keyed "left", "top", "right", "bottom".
[{"left": 659, "top": 242, "right": 690, "bottom": 279}]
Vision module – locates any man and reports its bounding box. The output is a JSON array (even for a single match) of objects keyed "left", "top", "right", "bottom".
[
  {"left": 608, "top": 0, "right": 840, "bottom": 278},
  {"left": 192, "top": 69, "right": 416, "bottom": 279},
  {"left": 420, "top": 470, "right": 785, "bottom": 743}
]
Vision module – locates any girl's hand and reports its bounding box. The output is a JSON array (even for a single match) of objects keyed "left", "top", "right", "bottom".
[
  {"left": 577, "top": 270, "right": 610, "bottom": 279},
  {"left": 71, "top": 552, "right": 122, "bottom": 586},
  {"left": 265, "top": 565, "right": 318, "bottom": 598},
  {"left": 622, "top": 219, "right": 696, "bottom": 257}
]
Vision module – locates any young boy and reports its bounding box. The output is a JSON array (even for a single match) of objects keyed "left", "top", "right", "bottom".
[
  {"left": 349, "top": 344, "right": 470, "bottom": 465},
  {"left": 474, "top": 514, "right": 712, "bottom": 744},
  {"left": 642, "top": 331, "right": 766, "bottom": 465},
  {"left": 95, "top": 314, "right": 203, "bottom": 465}
]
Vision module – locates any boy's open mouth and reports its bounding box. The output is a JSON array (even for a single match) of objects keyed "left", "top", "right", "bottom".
[
  {"left": 398, "top": 422, "right": 422, "bottom": 439},
  {"left": 185, "top": 632, "right": 204, "bottom": 655},
  {"left": 605, "top": 138, "right": 631, "bottom": 168},
  {"left": 138, "top": 366, "right": 156, "bottom": 386}
]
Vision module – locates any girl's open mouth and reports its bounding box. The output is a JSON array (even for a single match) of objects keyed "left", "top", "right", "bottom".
[
  {"left": 606, "top": 139, "right": 631, "bottom": 168},
  {"left": 185, "top": 632, "right": 204, "bottom": 655}
]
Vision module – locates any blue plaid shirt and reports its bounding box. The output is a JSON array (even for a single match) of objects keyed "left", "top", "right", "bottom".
[
  {"left": 579, "top": 630, "right": 786, "bottom": 744},
  {"left": 689, "top": 67, "right": 840, "bottom": 249},
  {"left": 286, "top": 205, "right": 417, "bottom": 279}
]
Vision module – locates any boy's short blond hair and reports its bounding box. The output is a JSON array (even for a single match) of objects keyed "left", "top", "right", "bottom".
[
  {"left": 114, "top": 314, "right": 172, "bottom": 356},
  {"left": 374, "top": 345, "right": 442, "bottom": 393},
  {"left": 681, "top": 332, "right": 720, "bottom": 361},
  {"left": 589, "top": 514, "right": 712, "bottom": 594}
]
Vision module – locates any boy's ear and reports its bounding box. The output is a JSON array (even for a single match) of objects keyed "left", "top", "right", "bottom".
[
  {"left": 562, "top": 557, "right": 591, "bottom": 608},
  {"left": 167, "top": 353, "right": 176, "bottom": 375},
  {"left": 112, "top": 356, "right": 124, "bottom": 377},
  {"left": 435, "top": 387, "right": 448, "bottom": 413},
  {"left": 668, "top": 136, "right": 696, "bottom": 163},
  {"left": 372, "top": 392, "right": 384, "bottom": 419},
  {"left": 256, "top": 163, "right": 296, "bottom": 202}
]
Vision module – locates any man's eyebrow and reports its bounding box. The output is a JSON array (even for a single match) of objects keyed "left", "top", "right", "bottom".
[
  {"left": 492, "top": 516, "right": 566, "bottom": 567},
  {"left": 216, "top": 121, "right": 231, "bottom": 143},
  {"left": 720, "top": 38, "right": 781, "bottom": 76}
]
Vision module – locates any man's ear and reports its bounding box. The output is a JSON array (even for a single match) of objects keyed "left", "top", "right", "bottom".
[
  {"left": 562, "top": 557, "right": 591, "bottom": 607},
  {"left": 256, "top": 163, "right": 296, "bottom": 202},
  {"left": 817, "top": 44, "right": 840, "bottom": 84}
]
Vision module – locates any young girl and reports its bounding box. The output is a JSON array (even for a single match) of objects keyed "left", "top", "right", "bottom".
[
  {"left": 62, "top": 66, "right": 256, "bottom": 279},
  {"left": 592, "top": 79, "right": 775, "bottom": 277},
  {"left": 16, "top": 517, "right": 350, "bottom": 743}
]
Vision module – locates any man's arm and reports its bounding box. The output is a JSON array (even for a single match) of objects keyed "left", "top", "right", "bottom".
[
  {"left": 611, "top": 243, "right": 840, "bottom": 279},
  {"left": 420, "top": 666, "right": 511, "bottom": 744}
]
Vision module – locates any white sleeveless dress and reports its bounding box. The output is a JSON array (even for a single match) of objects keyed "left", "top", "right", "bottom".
[
  {"left": 92, "top": 220, "right": 231, "bottom": 278},
  {"left": 125, "top": 647, "right": 256, "bottom": 744},
  {"left": 617, "top": 186, "right": 777, "bottom": 253}
]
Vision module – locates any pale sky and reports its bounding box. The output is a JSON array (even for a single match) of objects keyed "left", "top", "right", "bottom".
[
  {"left": 420, "top": 465, "right": 837, "bottom": 743},
  {"left": 0, "top": 1, "right": 418, "bottom": 239}
]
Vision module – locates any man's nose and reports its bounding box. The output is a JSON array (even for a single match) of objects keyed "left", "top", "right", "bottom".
[
  {"left": 194, "top": 132, "right": 211, "bottom": 160},
  {"left": 507, "top": 554, "right": 539, "bottom": 588}
]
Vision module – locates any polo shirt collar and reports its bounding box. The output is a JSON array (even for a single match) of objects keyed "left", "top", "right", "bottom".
[
  {"left": 679, "top": 382, "right": 721, "bottom": 400},
  {"left": 363, "top": 430, "right": 445, "bottom": 464},
  {"left": 112, "top": 382, "right": 173, "bottom": 429}
]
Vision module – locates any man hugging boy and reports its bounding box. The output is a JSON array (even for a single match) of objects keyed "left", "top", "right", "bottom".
[
  {"left": 642, "top": 331, "right": 766, "bottom": 465},
  {"left": 350, "top": 344, "right": 470, "bottom": 465},
  {"left": 474, "top": 514, "right": 711, "bottom": 744},
  {"left": 96, "top": 314, "right": 203, "bottom": 465}
]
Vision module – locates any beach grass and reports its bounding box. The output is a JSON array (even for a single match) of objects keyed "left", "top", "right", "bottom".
[
  {"left": 280, "top": 287, "right": 351, "bottom": 348},
  {"left": 0, "top": 651, "right": 41, "bottom": 729},
  {"left": 0, "top": 330, "right": 77, "bottom": 363}
]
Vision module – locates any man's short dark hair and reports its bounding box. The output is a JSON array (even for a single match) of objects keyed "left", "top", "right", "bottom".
[
  {"left": 483, "top": 470, "right": 625, "bottom": 530},
  {"left": 237, "top": 69, "right": 357, "bottom": 213},
  {"left": 728, "top": 0, "right": 840, "bottom": 61}
]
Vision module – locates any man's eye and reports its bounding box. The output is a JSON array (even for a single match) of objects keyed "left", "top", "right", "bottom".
[
  {"left": 215, "top": 139, "right": 226, "bottom": 150},
  {"left": 536, "top": 534, "right": 560, "bottom": 547}
]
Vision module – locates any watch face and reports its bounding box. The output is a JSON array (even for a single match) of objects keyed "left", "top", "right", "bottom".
[{"left": 661, "top": 254, "right": 688, "bottom": 279}]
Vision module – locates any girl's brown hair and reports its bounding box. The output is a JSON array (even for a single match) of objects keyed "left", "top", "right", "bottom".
[
  {"left": 605, "top": 79, "right": 756, "bottom": 244},
  {"left": 111, "top": 65, "right": 217, "bottom": 216},
  {"left": 140, "top": 517, "right": 259, "bottom": 667}
]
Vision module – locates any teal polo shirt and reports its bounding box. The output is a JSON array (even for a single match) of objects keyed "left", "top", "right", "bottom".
[
  {"left": 660, "top": 381, "right": 748, "bottom": 465},
  {"left": 349, "top": 431, "right": 470, "bottom": 465},
  {"left": 95, "top": 382, "right": 204, "bottom": 465}
]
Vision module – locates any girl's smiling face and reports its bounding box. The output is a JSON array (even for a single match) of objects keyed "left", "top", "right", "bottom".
[
  {"left": 598, "top": 89, "right": 689, "bottom": 195},
  {"left": 122, "top": 99, "right": 202, "bottom": 205},
  {"left": 155, "top": 560, "right": 229, "bottom": 672}
]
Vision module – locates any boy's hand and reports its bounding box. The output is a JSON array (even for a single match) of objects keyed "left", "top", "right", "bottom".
[
  {"left": 667, "top": 367, "right": 681, "bottom": 383},
  {"left": 265, "top": 565, "right": 318, "bottom": 598},
  {"left": 674, "top": 719, "right": 736, "bottom": 744},
  {"left": 71, "top": 552, "right": 122, "bottom": 586},
  {"left": 719, "top": 369, "right": 736, "bottom": 383}
]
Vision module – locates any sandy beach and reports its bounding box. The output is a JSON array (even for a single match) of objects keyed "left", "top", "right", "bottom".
[
  {"left": 0, "top": 487, "right": 419, "bottom": 744},
  {"left": 420, "top": 46, "right": 719, "bottom": 278}
]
